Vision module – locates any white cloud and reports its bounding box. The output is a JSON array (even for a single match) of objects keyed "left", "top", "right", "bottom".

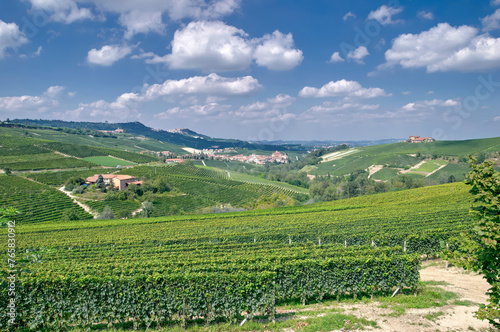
[
  {"left": 87, "top": 44, "right": 133, "bottom": 66},
  {"left": 0, "top": 20, "right": 29, "bottom": 59},
  {"left": 44, "top": 86, "right": 65, "bottom": 98},
  {"left": 28, "top": 0, "right": 240, "bottom": 38},
  {"left": 144, "top": 73, "right": 260, "bottom": 99},
  {"left": 347, "top": 46, "right": 369, "bottom": 64},
  {"left": 492, "top": 0, "right": 500, "bottom": 5},
  {"left": 233, "top": 94, "right": 294, "bottom": 119},
  {"left": 417, "top": 11, "right": 434, "bottom": 20},
  {"left": 253, "top": 30, "right": 303, "bottom": 70},
  {"left": 343, "top": 11, "right": 356, "bottom": 21},
  {"left": 297, "top": 101, "right": 380, "bottom": 123},
  {"left": 67, "top": 99, "right": 142, "bottom": 121},
  {"left": 0, "top": 86, "right": 64, "bottom": 112},
  {"left": 299, "top": 79, "right": 389, "bottom": 99},
  {"left": 155, "top": 103, "right": 230, "bottom": 119},
  {"left": 329, "top": 51, "right": 344, "bottom": 63},
  {"left": 156, "top": 21, "right": 252, "bottom": 71},
  {"left": 119, "top": 11, "right": 165, "bottom": 39},
  {"left": 400, "top": 98, "right": 460, "bottom": 112},
  {"left": 381, "top": 23, "right": 500, "bottom": 72},
  {"left": 145, "top": 21, "right": 303, "bottom": 72},
  {"left": 68, "top": 73, "right": 260, "bottom": 120},
  {"left": 28, "top": 0, "right": 93, "bottom": 24},
  {"left": 367, "top": 5, "right": 403, "bottom": 25},
  {"left": 402, "top": 91, "right": 411, "bottom": 95},
  {"left": 482, "top": 9, "right": 500, "bottom": 31},
  {"left": 494, "top": 115, "right": 500, "bottom": 121},
  {"left": 33, "top": 46, "right": 43, "bottom": 57},
  {"left": 87, "top": 0, "right": 240, "bottom": 38}
]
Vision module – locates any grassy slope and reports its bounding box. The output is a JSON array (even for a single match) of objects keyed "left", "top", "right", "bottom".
[
  {"left": 310, "top": 137, "right": 500, "bottom": 177},
  {"left": 0, "top": 126, "right": 186, "bottom": 155},
  {"left": 83, "top": 156, "right": 136, "bottom": 167}
]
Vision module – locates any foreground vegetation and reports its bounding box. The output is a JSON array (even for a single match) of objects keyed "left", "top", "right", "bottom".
[{"left": 0, "top": 183, "right": 475, "bottom": 330}]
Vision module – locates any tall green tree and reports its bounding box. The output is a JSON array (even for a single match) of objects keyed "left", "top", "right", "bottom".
[
  {"left": 445, "top": 156, "right": 500, "bottom": 327},
  {"left": 96, "top": 174, "right": 104, "bottom": 190}
]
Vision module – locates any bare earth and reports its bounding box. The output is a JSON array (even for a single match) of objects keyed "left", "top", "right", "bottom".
[{"left": 337, "top": 260, "right": 492, "bottom": 332}]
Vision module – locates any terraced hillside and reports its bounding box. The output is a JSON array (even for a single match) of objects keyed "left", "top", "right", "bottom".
[
  {"left": 0, "top": 175, "right": 93, "bottom": 223},
  {"left": 0, "top": 129, "right": 158, "bottom": 171},
  {"left": 119, "top": 164, "right": 308, "bottom": 215},
  {"left": 0, "top": 183, "right": 473, "bottom": 329},
  {"left": 307, "top": 137, "right": 500, "bottom": 182}
]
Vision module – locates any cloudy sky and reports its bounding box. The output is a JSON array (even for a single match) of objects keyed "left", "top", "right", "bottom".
[{"left": 1, "top": 0, "right": 500, "bottom": 141}]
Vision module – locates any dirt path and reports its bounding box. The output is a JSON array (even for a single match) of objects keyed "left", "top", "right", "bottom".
[
  {"left": 399, "top": 160, "right": 426, "bottom": 174},
  {"left": 425, "top": 164, "right": 448, "bottom": 178},
  {"left": 277, "top": 260, "right": 492, "bottom": 332},
  {"left": 367, "top": 164, "right": 384, "bottom": 178},
  {"left": 58, "top": 186, "right": 98, "bottom": 217},
  {"left": 335, "top": 260, "right": 492, "bottom": 332}
]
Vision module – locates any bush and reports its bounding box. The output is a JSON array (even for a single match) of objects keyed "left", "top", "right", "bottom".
[{"left": 61, "top": 209, "right": 79, "bottom": 221}]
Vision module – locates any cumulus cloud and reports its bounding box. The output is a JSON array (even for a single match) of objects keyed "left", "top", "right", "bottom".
[
  {"left": 68, "top": 73, "right": 260, "bottom": 120},
  {"left": 28, "top": 0, "right": 93, "bottom": 24},
  {"left": 89, "top": 0, "right": 239, "bottom": 38},
  {"left": 492, "top": 0, "right": 500, "bottom": 5},
  {"left": 0, "top": 86, "right": 64, "bottom": 112},
  {"left": 494, "top": 115, "right": 500, "bottom": 121},
  {"left": 141, "top": 21, "right": 303, "bottom": 72},
  {"left": 400, "top": 98, "right": 460, "bottom": 112},
  {"left": 343, "top": 11, "right": 356, "bottom": 21},
  {"left": 0, "top": 20, "right": 29, "bottom": 58},
  {"left": 329, "top": 51, "right": 344, "bottom": 63},
  {"left": 482, "top": 9, "right": 500, "bottom": 31},
  {"left": 119, "top": 11, "right": 165, "bottom": 39},
  {"left": 381, "top": 23, "right": 500, "bottom": 72},
  {"left": 87, "top": 45, "right": 133, "bottom": 66},
  {"left": 144, "top": 73, "right": 260, "bottom": 98},
  {"left": 27, "top": 0, "right": 240, "bottom": 38},
  {"left": 417, "top": 11, "right": 434, "bottom": 20},
  {"left": 299, "top": 79, "right": 389, "bottom": 99},
  {"left": 155, "top": 103, "right": 230, "bottom": 120},
  {"left": 253, "top": 30, "right": 303, "bottom": 70},
  {"left": 150, "top": 21, "right": 253, "bottom": 71},
  {"left": 297, "top": 101, "right": 380, "bottom": 123},
  {"left": 367, "top": 5, "right": 403, "bottom": 25},
  {"left": 347, "top": 46, "right": 369, "bottom": 64}
]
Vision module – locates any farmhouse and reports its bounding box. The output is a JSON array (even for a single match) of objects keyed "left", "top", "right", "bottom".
[
  {"left": 86, "top": 174, "right": 143, "bottom": 190},
  {"left": 165, "top": 158, "right": 185, "bottom": 164},
  {"left": 407, "top": 136, "right": 434, "bottom": 143}
]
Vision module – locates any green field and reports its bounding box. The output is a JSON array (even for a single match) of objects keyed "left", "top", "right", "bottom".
[
  {"left": 371, "top": 167, "right": 400, "bottom": 181},
  {"left": 409, "top": 160, "right": 448, "bottom": 173},
  {"left": 0, "top": 182, "right": 474, "bottom": 329},
  {"left": 83, "top": 156, "right": 136, "bottom": 167}
]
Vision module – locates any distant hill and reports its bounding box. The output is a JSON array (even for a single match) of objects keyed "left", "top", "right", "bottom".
[
  {"left": 306, "top": 136, "right": 500, "bottom": 183},
  {"left": 11, "top": 119, "right": 304, "bottom": 151}
]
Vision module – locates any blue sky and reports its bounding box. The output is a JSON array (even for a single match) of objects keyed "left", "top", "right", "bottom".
[{"left": 0, "top": 0, "right": 499, "bottom": 141}]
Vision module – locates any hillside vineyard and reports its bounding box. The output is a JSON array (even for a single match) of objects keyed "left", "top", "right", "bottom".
[{"left": 0, "top": 183, "right": 473, "bottom": 329}]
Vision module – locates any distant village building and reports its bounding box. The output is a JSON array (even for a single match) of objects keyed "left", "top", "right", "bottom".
[
  {"left": 99, "top": 128, "right": 125, "bottom": 134},
  {"left": 165, "top": 158, "right": 185, "bottom": 164},
  {"left": 86, "top": 174, "right": 142, "bottom": 190},
  {"left": 407, "top": 136, "right": 434, "bottom": 143}
]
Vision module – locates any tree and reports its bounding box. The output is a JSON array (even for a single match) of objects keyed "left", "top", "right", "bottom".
[
  {"left": 98, "top": 206, "right": 115, "bottom": 220},
  {"left": 140, "top": 201, "right": 155, "bottom": 218},
  {"left": 95, "top": 174, "right": 104, "bottom": 190},
  {"left": 444, "top": 156, "right": 500, "bottom": 328},
  {"left": 3, "top": 167, "right": 11, "bottom": 175}
]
